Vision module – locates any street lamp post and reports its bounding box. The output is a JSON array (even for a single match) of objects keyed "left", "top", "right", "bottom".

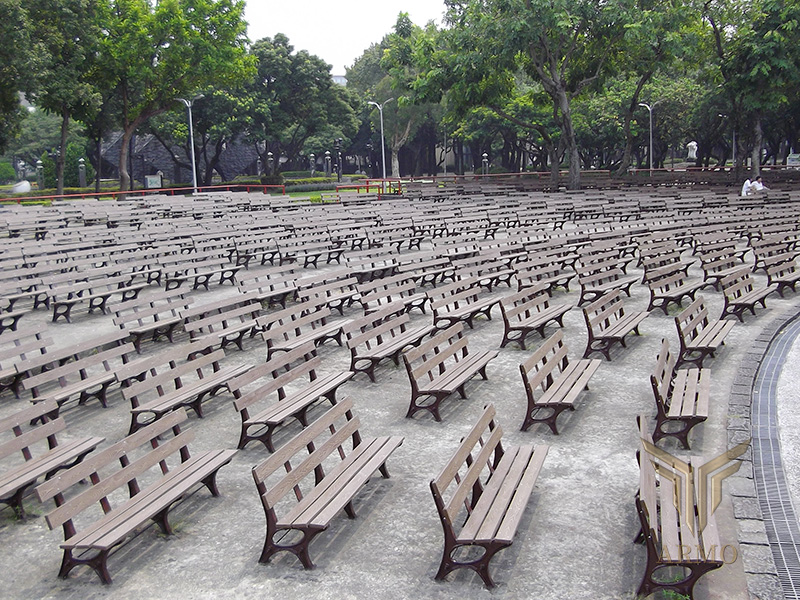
[
  {"left": 177, "top": 94, "right": 204, "bottom": 194},
  {"left": 639, "top": 102, "right": 654, "bottom": 176},
  {"left": 367, "top": 98, "right": 394, "bottom": 193}
]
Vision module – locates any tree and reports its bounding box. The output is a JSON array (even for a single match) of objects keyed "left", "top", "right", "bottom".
[
  {"left": 2, "top": 108, "right": 86, "bottom": 168},
  {"left": 104, "top": 0, "right": 253, "bottom": 191},
  {"left": 247, "top": 35, "right": 358, "bottom": 172},
  {"left": 436, "top": 0, "right": 629, "bottom": 189},
  {"left": 27, "top": 0, "right": 104, "bottom": 194},
  {"left": 0, "top": 0, "right": 41, "bottom": 155}
]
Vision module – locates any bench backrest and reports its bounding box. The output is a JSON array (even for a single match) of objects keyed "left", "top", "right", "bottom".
[
  {"left": 121, "top": 348, "right": 226, "bottom": 408},
  {"left": 345, "top": 311, "right": 412, "bottom": 353},
  {"left": 519, "top": 330, "right": 570, "bottom": 399},
  {"left": 650, "top": 339, "right": 676, "bottom": 412},
  {"left": 721, "top": 267, "right": 756, "bottom": 299},
  {"left": 430, "top": 404, "right": 503, "bottom": 525},
  {"left": 402, "top": 322, "right": 470, "bottom": 385},
  {"left": 228, "top": 342, "right": 320, "bottom": 416},
  {"left": 500, "top": 282, "right": 552, "bottom": 324},
  {"left": 258, "top": 302, "right": 333, "bottom": 346},
  {"left": 252, "top": 397, "right": 361, "bottom": 511},
  {"left": 583, "top": 290, "right": 625, "bottom": 333},
  {"left": 675, "top": 296, "right": 710, "bottom": 344},
  {"left": 0, "top": 398, "right": 64, "bottom": 462},
  {"left": 36, "top": 409, "right": 193, "bottom": 538}
]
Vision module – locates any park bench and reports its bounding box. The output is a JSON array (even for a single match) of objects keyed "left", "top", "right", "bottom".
[
  {"left": 428, "top": 278, "right": 500, "bottom": 330},
  {"left": 227, "top": 341, "right": 353, "bottom": 451},
  {"left": 649, "top": 338, "right": 710, "bottom": 449},
  {"left": 47, "top": 273, "right": 147, "bottom": 323},
  {"left": 0, "top": 324, "right": 51, "bottom": 398},
  {"left": 699, "top": 248, "right": 746, "bottom": 290},
  {"left": 112, "top": 290, "right": 192, "bottom": 353},
  {"left": 344, "top": 307, "right": 436, "bottom": 382},
  {"left": 633, "top": 416, "right": 724, "bottom": 599},
  {"left": 644, "top": 265, "right": 705, "bottom": 314},
  {"left": 251, "top": 397, "right": 403, "bottom": 569},
  {"left": 236, "top": 265, "right": 298, "bottom": 309},
  {"left": 344, "top": 246, "right": 399, "bottom": 284},
  {"left": 277, "top": 230, "right": 343, "bottom": 268},
  {"left": 452, "top": 253, "right": 515, "bottom": 292},
  {"left": 582, "top": 290, "right": 649, "bottom": 360},
  {"left": 0, "top": 399, "right": 103, "bottom": 518},
  {"left": 20, "top": 339, "right": 135, "bottom": 412},
  {"left": 356, "top": 272, "right": 429, "bottom": 316},
  {"left": 258, "top": 301, "right": 348, "bottom": 360},
  {"left": 180, "top": 292, "right": 263, "bottom": 352},
  {"left": 160, "top": 248, "right": 241, "bottom": 291},
  {"left": 296, "top": 270, "right": 360, "bottom": 315},
  {"left": 575, "top": 262, "right": 638, "bottom": 306},
  {"left": 366, "top": 222, "right": 425, "bottom": 251},
  {"left": 118, "top": 342, "right": 249, "bottom": 433},
  {"left": 430, "top": 403, "right": 548, "bottom": 588},
  {"left": 232, "top": 230, "right": 282, "bottom": 267},
  {"left": 519, "top": 330, "right": 600, "bottom": 434},
  {"left": 749, "top": 233, "right": 796, "bottom": 273},
  {"left": 764, "top": 255, "right": 800, "bottom": 297},
  {"left": 514, "top": 257, "right": 576, "bottom": 295},
  {"left": 402, "top": 322, "right": 498, "bottom": 421},
  {"left": 499, "top": 283, "right": 572, "bottom": 349},
  {"left": 720, "top": 267, "right": 776, "bottom": 322},
  {"left": 396, "top": 251, "right": 456, "bottom": 287},
  {"left": 34, "top": 409, "right": 236, "bottom": 584},
  {"left": 674, "top": 296, "right": 735, "bottom": 368}
]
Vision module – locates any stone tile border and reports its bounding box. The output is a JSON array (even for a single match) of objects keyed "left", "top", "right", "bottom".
[{"left": 728, "top": 307, "right": 800, "bottom": 600}]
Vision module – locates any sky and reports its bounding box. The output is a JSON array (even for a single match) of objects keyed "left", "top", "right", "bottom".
[{"left": 244, "top": 1, "right": 447, "bottom": 75}]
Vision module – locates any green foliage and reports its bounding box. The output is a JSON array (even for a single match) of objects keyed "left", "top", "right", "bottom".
[
  {"left": 0, "top": 162, "right": 16, "bottom": 184},
  {"left": 62, "top": 142, "right": 95, "bottom": 187},
  {"left": 260, "top": 174, "right": 284, "bottom": 186},
  {"left": 40, "top": 151, "right": 55, "bottom": 188}
]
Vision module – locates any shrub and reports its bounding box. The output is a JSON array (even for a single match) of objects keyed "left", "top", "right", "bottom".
[
  {"left": 260, "top": 174, "right": 284, "bottom": 186},
  {"left": 0, "top": 162, "right": 16, "bottom": 184}
]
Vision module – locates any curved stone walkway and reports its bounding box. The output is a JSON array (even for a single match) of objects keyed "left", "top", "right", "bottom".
[{"left": 731, "top": 307, "right": 800, "bottom": 600}]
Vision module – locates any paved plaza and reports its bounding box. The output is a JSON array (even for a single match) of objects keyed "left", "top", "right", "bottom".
[{"left": 1, "top": 211, "right": 798, "bottom": 600}]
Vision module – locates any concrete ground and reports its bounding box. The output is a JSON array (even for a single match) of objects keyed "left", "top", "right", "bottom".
[{"left": 1, "top": 231, "right": 796, "bottom": 600}]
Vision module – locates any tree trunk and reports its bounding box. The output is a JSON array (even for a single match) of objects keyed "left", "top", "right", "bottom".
[
  {"left": 391, "top": 148, "right": 400, "bottom": 179},
  {"left": 556, "top": 89, "right": 580, "bottom": 190},
  {"left": 119, "top": 126, "right": 134, "bottom": 192},
  {"left": 95, "top": 137, "right": 102, "bottom": 194},
  {"left": 751, "top": 119, "right": 762, "bottom": 178},
  {"left": 56, "top": 107, "right": 69, "bottom": 195}
]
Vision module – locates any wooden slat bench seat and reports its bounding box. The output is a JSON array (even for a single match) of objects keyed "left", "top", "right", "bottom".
[
  {"left": 401, "top": 322, "right": 498, "bottom": 421},
  {"left": 634, "top": 416, "right": 723, "bottom": 598},
  {"left": 35, "top": 409, "right": 236, "bottom": 584},
  {"left": 644, "top": 265, "right": 705, "bottom": 314},
  {"left": 582, "top": 290, "right": 649, "bottom": 360},
  {"left": 232, "top": 231, "right": 282, "bottom": 267},
  {"left": 21, "top": 340, "right": 135, "bottom": 412},
  {"left": 0, "top": 324, "right": 52, "bottom": 398},
  {"left": 252, "top": 397, "right": 403, "bottom": 568},
  {"left": 118, "top": 342, "right": 249, "bottom": 433},
  {"left": 720, "top": 267, "right": 776, "bottom": 322},
  {"left": 396, "top": 251, "right": 455, "bottom": 287},
  {"left": 344, "top": 307, "right": 436, "bottom": 382},
  {"left": 236, "top": 265, "right": 298, "bottom": 309},
  {"left": 674, "top": 296, "right": 735, "bottom": 368},
  {"left": 499, "top": 282, "right": 572, "bottom": 349},
  {"left": 428, "top": 278, "right": 500, "bottom": 330},
  {"left": 430, "top": 403, "right": 548, "bottom": 588},
  {"left": 649, "top": 339, "right": 709, "bottom": 449},
  {"left": 277, "top": 231, "right": 343, "bottom": 268},
  {"left": 257, "top": 300, "right": 348, "bottom": 360},
  {"left": 356, "top": 272, "right": 429, "bottom": 317},
  {"left": 452, "top": 252, "right": 515, "bottom": 292},
  {"left": 0, "top": 399, "right": 103, "bottom": 518},
  {"left": 47, "top": 273, "right": 147, "bottom": 323},
  {"left": 699, "top": 248, "right": 746, "bottom": 291},
  {"left": 112, "top": 290, "right": 192, "bottom": 353},
  {"left": 575, "top": 262, "right": 638, "bottom": 307},
  {"left": 344, "top": 246, "right": 399, "bottom": 284},
  {"left": 161, "top": 250, "right": 242, "bottom": 291},
  {"left": 765, "top": 256, "right": 800, "bottom": 297},
  {"left": 513, "top": 257, "right": 576, "bottom": 295},
  {"left": 227, "top": 342, "right": 354, "bottom": 450},
  {"left": 519, "top": 330, "right": 600, "bottom": 433},
  {"left": 180, "top": 292, "right": 263, "bottom": 352},
  {"left": 296, "top": 270, "right": 360, "bottom": 315}
]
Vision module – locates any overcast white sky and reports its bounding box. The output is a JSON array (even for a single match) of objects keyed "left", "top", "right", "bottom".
[{"left": 244, "top": 1, "right": 447, "bottom": 75}]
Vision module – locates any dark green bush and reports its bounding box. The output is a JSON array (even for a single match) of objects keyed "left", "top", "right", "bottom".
[
  {"left": 0, "top": 162, "right": 16, "bottom": 184},
  {"left": 260, "top": 174, "right": 285, "bottom": 186}
]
